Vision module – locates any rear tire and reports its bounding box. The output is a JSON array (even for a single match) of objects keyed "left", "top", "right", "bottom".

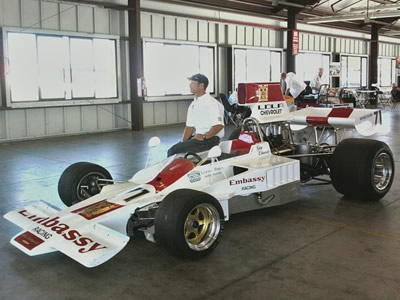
[
  {"left": 330, "top": 138, "right": 394, "bottom": 201},
  {"left": 155, "top": 189, "right": 224, "bottom": 258},
  {"left": 58, "top": 162, "right": 113, "bottom": 206}
]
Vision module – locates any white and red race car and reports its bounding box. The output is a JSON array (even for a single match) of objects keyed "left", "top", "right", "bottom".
[{"left": 4, "top": 82, "right": 394, "bottom": 267}]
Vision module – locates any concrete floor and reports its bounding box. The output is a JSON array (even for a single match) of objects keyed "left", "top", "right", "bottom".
[{"left": 1, "top": 109, "right": 400, "bottom": 300}]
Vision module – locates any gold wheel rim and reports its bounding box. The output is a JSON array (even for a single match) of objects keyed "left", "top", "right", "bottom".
[{"left": 184, "top": 203, "right": 220, "bottom": 251}]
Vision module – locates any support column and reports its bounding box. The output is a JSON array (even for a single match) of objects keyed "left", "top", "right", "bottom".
[
  {"left": 369, "top": 23, "right": 379, "bottom": 89},
  {"left": 128, "top": 0, "right": 143, "bottom": 130},
  {"left": 286, "top": 7, "right": 297, "bottom": 73}
]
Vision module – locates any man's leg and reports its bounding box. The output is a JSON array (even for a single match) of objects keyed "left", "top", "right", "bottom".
[{"left": 167, "top": 137, "right": 220, "bottom": 157}]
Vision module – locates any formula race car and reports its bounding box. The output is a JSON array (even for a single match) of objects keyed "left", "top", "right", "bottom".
[{"left": 4, "top": 82, "right": 394, "bottom": 267}]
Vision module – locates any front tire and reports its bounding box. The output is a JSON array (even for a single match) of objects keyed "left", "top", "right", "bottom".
[
  {"left": 58, "top": 162, "right": 113, "bottom": 206},
  {"left": 330, "top": 138, "right": 394, "bottom": 201},
  {"left": 155, "top": 189, "right": 224, "bottom": 258}
]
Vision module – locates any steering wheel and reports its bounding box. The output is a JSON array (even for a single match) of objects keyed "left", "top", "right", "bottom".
[{"left": 184, "top": 152, "right": 202, "bottom": 164}]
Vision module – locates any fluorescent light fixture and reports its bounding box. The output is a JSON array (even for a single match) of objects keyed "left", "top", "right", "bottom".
[
  {"left": 350, "top": 3, "right": 400, "bottom": 13},
  {"left": 304, "top": 11, "right": 400, "bottom": 24}
]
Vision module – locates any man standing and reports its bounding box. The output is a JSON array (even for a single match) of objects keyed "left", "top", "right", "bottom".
[
  {"left": 311, "top": 67, "right": 325, "bottom": 94},
  {"left": 167, "top": 74, "right": 225, "bottom": 157},
  {"left": 281, "top": 72, "right": 306, "bottom": 103}
]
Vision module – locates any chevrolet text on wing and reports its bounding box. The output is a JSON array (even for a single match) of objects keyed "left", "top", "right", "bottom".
[
  {"left": 18, "top": 210, "right": 106, "bottom": 253},
  {"left": 229, "top": 176, "right": 266, "bottom": 185}
]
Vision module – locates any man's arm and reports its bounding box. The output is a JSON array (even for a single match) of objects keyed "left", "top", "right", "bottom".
[
  {"left": 193, "top": 124, "right": 224, "bottom": 141},
  {"left": 182, "top": 126, "right": 194, "bottom": 142},
  {"left": 285, "top": 88, "right": 290, "bottom": 96}
]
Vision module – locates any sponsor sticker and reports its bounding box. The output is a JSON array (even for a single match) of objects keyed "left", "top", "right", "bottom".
[
  {"left": 15, "top": 231, "right": 44, "bottom": 250},
  {"left": 188, "top": 171, "right": 201, "bottom": 183},
  {"left": 72, "top": 200, "right": 122, "bottom": 220}
]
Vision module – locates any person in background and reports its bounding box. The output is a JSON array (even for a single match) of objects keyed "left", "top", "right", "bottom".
[
  {"left": 167, "top": 73, "right": 225, "bottom": 157},
  {"left": 391, "top": 83, "right": 400, "bottom": 102},
  {"left": 228, "top": 89, "right": 238, "bottom": 105},
  {"left": 311, "top": 67, "right": 325, "bottom": 94},
  {"left": 281, "top": 72, "right": 306, "bottom": 103}
]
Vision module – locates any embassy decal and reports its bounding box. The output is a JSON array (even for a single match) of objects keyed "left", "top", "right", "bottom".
[
  {"left": 229, "top": 176, "right": 265, "bottom": 186},
  {"left": 17, "top": 210, "right": 107, "bottom": 254},
  {"left": 188, "top": 171, "right": 201, "bottom": 183}
]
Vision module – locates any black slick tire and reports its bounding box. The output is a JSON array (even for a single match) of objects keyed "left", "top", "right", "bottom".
[
  {"left": 330, "top": 138, "right": 394, "bottom": 201},
  {"left": 58, "top": 162, "right": 112, "bottom": 206},
  {"left": 155, "top": 189, "right": 224, "bottom": 258}
]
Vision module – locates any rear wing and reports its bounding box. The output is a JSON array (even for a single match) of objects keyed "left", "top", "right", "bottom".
[{"left": 237, "top": 82, "right": 382, "bottom": 136}]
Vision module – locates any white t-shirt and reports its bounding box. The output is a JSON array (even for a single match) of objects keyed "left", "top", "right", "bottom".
[
  {"left": 311, "top": 74, "right": 324, "bottom": 94},
  {"left": 285, "top": 72, "right": 306, "bottom": 98},
  {"left": 186, "top": 93, "right": 225, "bottom": 138}
]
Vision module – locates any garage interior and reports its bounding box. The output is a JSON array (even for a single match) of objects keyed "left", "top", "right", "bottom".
[{"left": 1, "top": 0, "right": 400, "bottom": 299}]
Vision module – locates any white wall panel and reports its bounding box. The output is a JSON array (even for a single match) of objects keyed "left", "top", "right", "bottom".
[
  {"left": 178, "top": 101, "right": 190, "bottom": 123},
  {"left": 320, "top": 36, "right": 325, "bottom": 51},
  {"left": 227, "top": 24, "right": 236, "bottom": 44},
  {"left": 27, "top": 109, "right": 46, "bottom": 137},
  {"left": 261, "top": 29, "right": 269, "bottom": 47},
  {"left": 346, "top": 39, "right": 350, "bottom": 53},
  {"left": 22, "top": 0, "right": 40, "bottom": 28},
  {"left": 98, "top": 105, "right": 114, "bottom": 130},
  {"left": 315, "top": 36, "right": 320, "bottom": 51},
  {"left": 154, "top": 102, "right": 167, "bottom": 125},
  {"left": 60, "top": 3, "right": 77, "bottom": 31},
  {"left": 340, "top": 39, "right": 346, "bottom": 53},
  {"left": 82, "top": 106, "right": 97, "bottom": 131},
  {"left": 166, "top": 101, "right": 178, "bottom": 124},
  {"left": 3, "top": 0, "right": 21, "bottom": 27},
  {"left": 309, "top": 35, "right": 314, "bottom": 51},
  {"left": 94, "top": 7, "right": 110, "bottom": 34},
  {"left": 303, "top": 34, "right": 309, "bottom": 50},
  {"left": 152, "top": 15, "right": 164, "bottom": 38},
  {"left": 0, "top": 111, "right": 6, "bottom": 140},
  {"left": 269, "top": 30, "right": 276, "bottom": 48},
  {"left": 143, "top": 102, "right": 154, "bottom": 127},
  {"left": 218, "top": 23, "right": 226, "bottom": 44},
  {"left": 237, "top": 26, "right": 245, "bottom": 45},
  {"left": 253, "top": 27, "right": 261, "bottom": 47},
  {"left": 299, "top": 33, "right": 303, "bottom": 50},
  {"left": 41, "top": 1, "right": 59, "bottom": 30},
  {"left": 176, "top": 18, "right": 187, "bottom": 40},
  {"left": 188, "top": 20, "right": 198, "bottom": 41},
  {"left": 114, "top": 104, "right": 130, "bottom": 128},
  {"left": 354, "top": 40, "right": 359, "bottom": 54},
  {"left": 141, "top": 13, "right": 151, "bottom": 37},
  {"left": 199, "top": 21, "right": 208, "bottom": 42},
  {"left": 245, "top": 27, "right": 253, "bottom": 46},
  {"left": 164, "top": 16, "right": 176, "bottom": 40},
  {"left": 65, "top": 107, "right": 82, "bottom": 133},
  {"left": 209, "top": 23, "right": 216, "bottom": 43},
  {"left": 78, "top": 5, "right": 94, "bottom": 33},
  {"left": 46, "top": 107, "right": 65, "bottom": 135},
  {"left": 8, "top": 110, "right": 27, "bottom": 139}
]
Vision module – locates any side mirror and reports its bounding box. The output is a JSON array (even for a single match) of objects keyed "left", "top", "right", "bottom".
[
  {"left": 148, "top": 136, "right": 161, "bottom": 148},
  {"left": 208, "top": 146, "right": 222, "bottom": 159}
]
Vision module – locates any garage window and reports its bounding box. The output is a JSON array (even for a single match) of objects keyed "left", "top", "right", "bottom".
[
  {"left": 233, "top": 47, "right": 282, "bottom": 89},
  {"left": 5, "top": 31, "right": 118, "bottom": 104},
  {"left": 143, "top": 40, "right": 216, "bottom": 98},
  {"left": 296, "top": 52, "right": 330, "bottom": 83},
  {"left": 340, "top": 55, "right": 367, "bottom": 88},
  {"left": 378, "top": 58, "right": 396, "bottom": 87}
]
